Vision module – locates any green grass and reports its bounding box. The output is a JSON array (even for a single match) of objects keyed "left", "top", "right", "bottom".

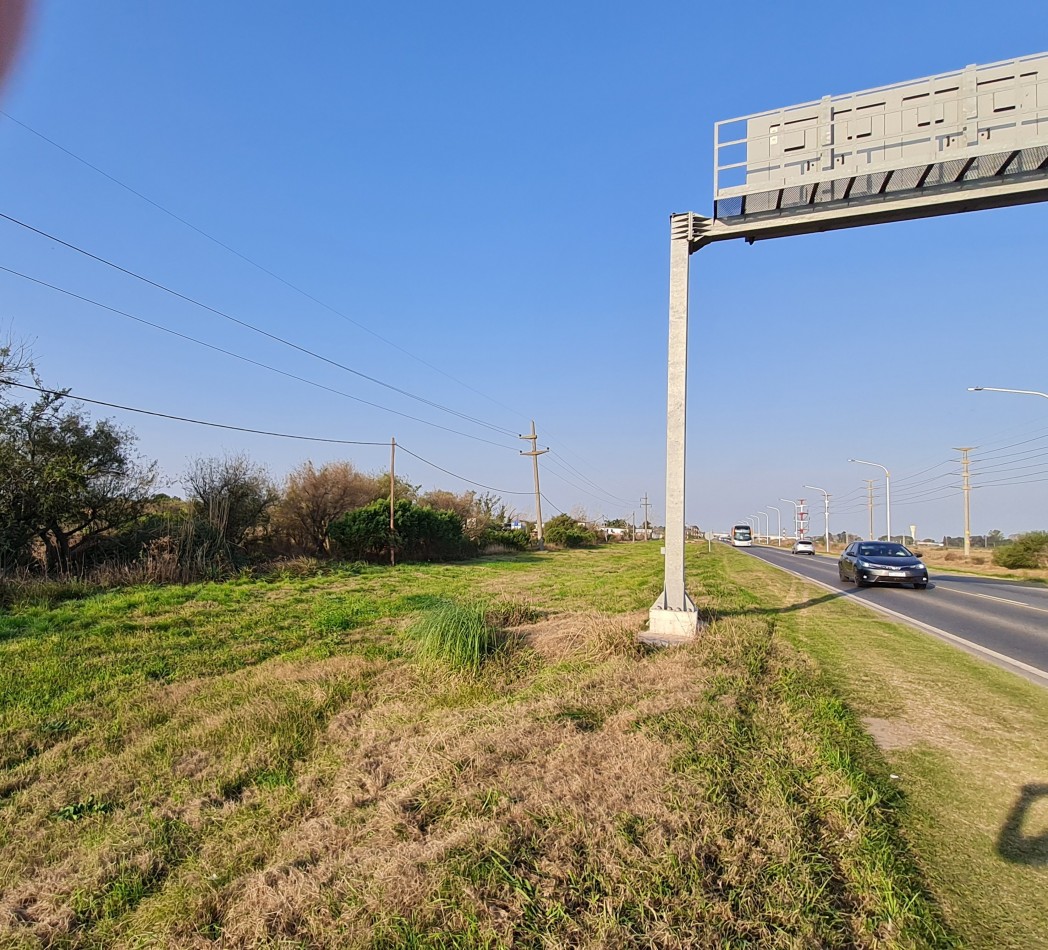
[
  {"left": 0, "top": 544, "right": 989, "bottom": 947},
  {"left": 704, "top": 545, "right": 1048, "bottom": 950},
  {"left": 409, "top": 600, "right": 508, "bottom": 673}
]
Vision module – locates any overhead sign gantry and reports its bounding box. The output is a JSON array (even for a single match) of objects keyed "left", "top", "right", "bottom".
[{"left": 650, "top": 51, "right": 1048, "bottom": 637}]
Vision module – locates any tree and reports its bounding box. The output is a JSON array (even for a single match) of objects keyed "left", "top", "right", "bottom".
[
  {"left": 0, "top": 387, "right": 156, "bottom": 572},
  {"left": 183, "top": 454, "right": 277, "bottom": 553},
  {"left": 271, "top": 460, "right": 384, "bottom": 555}
]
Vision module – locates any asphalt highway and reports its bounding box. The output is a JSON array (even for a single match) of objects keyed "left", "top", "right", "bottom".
[{"left": 742, "top": 544, "right": 1048, "bottom": 688}]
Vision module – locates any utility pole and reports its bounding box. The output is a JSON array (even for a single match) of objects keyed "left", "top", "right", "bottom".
[
  {"left": 389, "top": 437, "right": 396, "bottom": 567},
  {"left": 631, "top": 511, "right": 636, "bottom": 542},
  {"left": 864, "top": 480, "right": 875, "bottom": 541},
  {"left": 519, "top": 421, "right": 549, "bottom": 550},
  {"left": 640, "top": 493, "right": 653, "bottom": 541},
  {"left": 954, "top": 446, "right": 974, "bottom": 557}
]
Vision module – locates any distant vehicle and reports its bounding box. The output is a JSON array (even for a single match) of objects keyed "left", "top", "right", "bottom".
[
  {"left": 792, "top": 539, "right": 816, "bottom": 555},
  {"left": 730, "top": 524, "right": 752, "bottom": 547},
  {"left": 838, "top": 541, "right": 929, "bottom": 589}
]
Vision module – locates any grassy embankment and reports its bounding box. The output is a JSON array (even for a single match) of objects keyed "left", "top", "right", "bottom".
[
  {"left": 0, "top": 543, "right": 1039, "bottom": 946},
  {"left": 712, "top": 546, "right": 1048, "bottom": 949}
]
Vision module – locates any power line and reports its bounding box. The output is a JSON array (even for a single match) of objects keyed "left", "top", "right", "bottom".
[
  {"left": 892, "top": 458, "right": 955, "bottom": 485},
  {"left": 543, "top": 456, "right": 632, "bottom": 510},
  {"left": 395, "top": 445, "right": 531, "bottom": 496},
  {"left": 0, "top": 263, "right": 519, "bottom": 450},
  {"left": 0, "top": 108, "right": 527, "bottom": 422},
  {"left": 0, "top": 210, "right": 518, "bottom": 438},
  {"left": 974, "top": 434, "right": 1048, "bottom": 460},
  {"left": 6, "top": 380, "right": 535, "bottom": 497},
  {"left": 540, "top": 493, "right": 565, "bottom": 516},
  {"left": 546, "top": 450, "right": 634, "bottom": 506},
  {"left": 0, "top": 117, "right": 643, "bottom": 506},
  {"left": 4, "top": 381, "right": 390, "bottom": 445}
]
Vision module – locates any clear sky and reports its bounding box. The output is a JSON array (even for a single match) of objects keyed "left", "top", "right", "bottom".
[{"left": 2, "top": 2, "right": 1047, "bottom": 541}]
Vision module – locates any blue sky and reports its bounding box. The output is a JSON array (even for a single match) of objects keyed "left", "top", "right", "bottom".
[{"left": 1, "top": 1, "right": 1047, "bottom": 540}]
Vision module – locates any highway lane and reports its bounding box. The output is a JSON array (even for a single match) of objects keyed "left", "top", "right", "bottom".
[{"left": 741, "top": 544, "right": 1048, "bottom": 687}]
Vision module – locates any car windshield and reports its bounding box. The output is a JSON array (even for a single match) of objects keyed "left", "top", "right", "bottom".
[{"left": 857, "top": 544, "right": 912, "bottom": 558}]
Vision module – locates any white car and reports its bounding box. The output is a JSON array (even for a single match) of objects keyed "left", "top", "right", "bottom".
[{"left": 791, "top": 539, "right": 816, "bottom": 555}]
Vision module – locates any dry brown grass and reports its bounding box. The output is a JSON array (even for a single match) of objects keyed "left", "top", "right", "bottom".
[
  {"left": 0, "top": 551, "right": 953, "bottom": 948},
  {"left": 916, "top": 547, "right": 1048, "bottom": 583}
]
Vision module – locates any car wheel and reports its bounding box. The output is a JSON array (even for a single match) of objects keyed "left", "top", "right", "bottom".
[
  {"left": 914, "top": 582, "right": 928, "bottom": 590},
  {"left": 838, "top": 566, "right": 848, "bottom": 583},
  {"left": 855, "top": 575, "right": 868, "bottom": 588}
]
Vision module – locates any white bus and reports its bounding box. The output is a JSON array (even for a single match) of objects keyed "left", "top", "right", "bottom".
[{"left": 730, "top": 523, "right": 753, "bottom": 547}]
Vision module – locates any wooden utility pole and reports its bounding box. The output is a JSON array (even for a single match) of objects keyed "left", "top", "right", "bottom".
[
  {"left": 389, "top": 437, "right": 396, "bottom": 567},
  {"left": 519, "top": 421, "right": 549, "bottom": 550},
  {"left": 954, "top": 446, "right": 974, "bottom": 557}
]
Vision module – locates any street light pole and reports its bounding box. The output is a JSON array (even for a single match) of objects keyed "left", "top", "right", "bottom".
[
  {"left": 849, "top": 459, "right": 891, "bottom": 542},
  {"left": 755, "top": 511, "right": 769, "bottom": 545},
  {"left": 804, "top": 485, "right": 831, "bottom": 553},
  {"left": 778, "top": 498, "right": 801, "bottom": 540},
  {"left": 767, "top": 506, "right": 782, "bottom": 547}
]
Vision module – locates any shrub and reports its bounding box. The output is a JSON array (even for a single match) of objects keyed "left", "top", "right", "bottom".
[
  {"left": 479, "top": 527, "right": 531, "bottom": 551},
  {"left": 992, "top": 531, "right": 1048, "bottom": 569},
  {"left": 543, "top": 514, "right": 598, "bottom": 548},
  {"left": 328, "top": 499, "right": 469, "bottom": 563}
]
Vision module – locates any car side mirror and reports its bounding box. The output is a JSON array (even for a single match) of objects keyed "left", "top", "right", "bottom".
[{"left": 913, "top": 550, "right": 923, "bottom": 557}]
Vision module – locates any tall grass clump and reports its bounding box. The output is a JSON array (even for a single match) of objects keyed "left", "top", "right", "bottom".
[{"left": 410, "top": 600, "right": 508, "bottom": 673}]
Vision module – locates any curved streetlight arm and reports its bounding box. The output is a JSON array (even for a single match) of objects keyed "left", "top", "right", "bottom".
[
  {"left": 804, "top": 484, "right": 831, "bottom": 553},
  {"left": 848, "top": 459, "right": 891, "bottom": 542},
  {"left": 778, "top": 498, "right": 801, "bottom": 541},
  {"left": 969, "top": 386, "right": 1048, "bottom": 399}
]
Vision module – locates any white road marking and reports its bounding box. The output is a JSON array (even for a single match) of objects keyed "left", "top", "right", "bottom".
[{"left": 934, "top": 584, "right": 1048, "bottom": 614}]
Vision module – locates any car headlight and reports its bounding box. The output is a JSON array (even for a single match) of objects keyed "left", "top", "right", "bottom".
[
  {"left": 915, "top": 561, "right": 925, "bottom": 569},
  {"left": 856, "top": 559, "right": 875, "bottom": 568}
]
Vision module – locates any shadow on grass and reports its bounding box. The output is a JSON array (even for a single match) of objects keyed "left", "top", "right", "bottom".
[
  {"left": 715, "top": 590, "right": 852, "bottom": 618},
  {"left": 996, "top": 783, "right": 1048, "bottom": 866}
]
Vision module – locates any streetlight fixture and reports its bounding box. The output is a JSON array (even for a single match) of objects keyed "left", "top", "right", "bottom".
[
  {"left": 754, "top": 511, "right": 769, "bottom": 545},
  {"left": 803, "top": 485, "right": 831, "bottom": 553},
  {"left": 778, "top": 498, "right": 801, "bottom": 540},
  {"left": 766, "top": 506, "right": 782, "bottom": 546},
  {"left": 849, "top": 459, "right": 891, "bottom": 542},
  {"left": 968, "top": 386, "right": 1048, "bottom": 399}
]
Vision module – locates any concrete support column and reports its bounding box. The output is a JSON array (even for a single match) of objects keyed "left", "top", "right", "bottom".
[{"left": 649, "top": 214, "right": 698, "bottom": 638}]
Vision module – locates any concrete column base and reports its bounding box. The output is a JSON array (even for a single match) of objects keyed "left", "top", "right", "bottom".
[{"left": 646, "top": 604, "right": 701, "bottom": 641}]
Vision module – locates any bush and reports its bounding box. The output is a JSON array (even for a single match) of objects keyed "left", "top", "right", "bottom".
[
  {"left": 543, "top": 514, "right": 598, "bottom": 548},
  {"left": 328, "top": 499, "right": 469, "bottom": 563},
  {"left": 479, "top": 527, "right": 531, "bottom": 551},
  {"left": 992, "top": 531, "right": 1048, "bottom": 569}
]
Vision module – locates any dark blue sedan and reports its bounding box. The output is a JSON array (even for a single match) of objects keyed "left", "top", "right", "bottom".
[{"left": 838, "top": 541, "right": 929, "bottom": 589}]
